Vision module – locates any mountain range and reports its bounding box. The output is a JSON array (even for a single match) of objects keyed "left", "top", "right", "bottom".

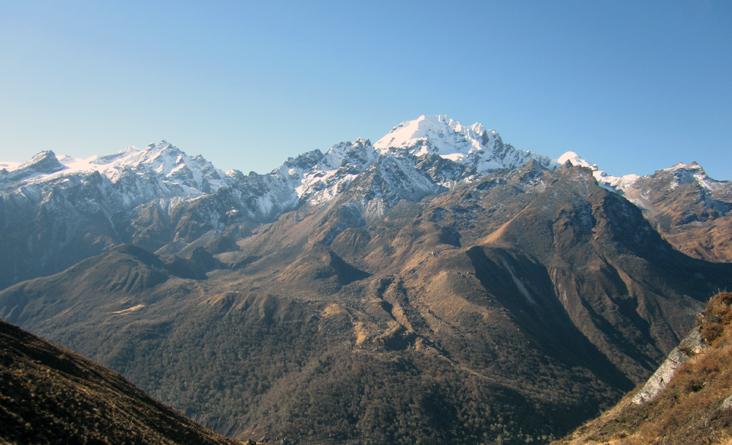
[{"left": 1, "top": 114, "right": 731, "bottom": 444}]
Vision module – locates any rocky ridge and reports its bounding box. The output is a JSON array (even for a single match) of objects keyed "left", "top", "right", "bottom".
[
  {"left": 561, "top": 152, "right": 732, "bottom": 262},
  {"left": 0, "top": 116, "right": 553, "bottom": 290}
]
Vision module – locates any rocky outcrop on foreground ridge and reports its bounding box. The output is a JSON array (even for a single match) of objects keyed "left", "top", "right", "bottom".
[{"left": 553, "top": 292, "right": 732, "bottom": 445}]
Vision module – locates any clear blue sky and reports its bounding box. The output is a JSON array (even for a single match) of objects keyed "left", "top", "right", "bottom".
[{"left": 1, "top": 0, "right": 730, "bottom": 180}]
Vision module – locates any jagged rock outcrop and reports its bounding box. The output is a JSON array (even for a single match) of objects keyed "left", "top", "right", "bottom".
[{"left": 631, "top": 329, "right": 705, "bottom": 404}]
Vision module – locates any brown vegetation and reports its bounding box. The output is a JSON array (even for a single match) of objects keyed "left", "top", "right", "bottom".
[
  {"left": 553, "top": 292, "right": 732, "bottom": 445},
  {"left": 0, "top": 319, "right": 242, "bottom": 445}
]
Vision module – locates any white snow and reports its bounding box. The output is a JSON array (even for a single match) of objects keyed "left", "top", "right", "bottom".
[
  {"left": 5, "top": 116, "right": 720, "bottom": 230},
  {"left": 557, "top": 151, "right": 597, "bottom": 170},
  {"left": 374, "top": 115, "right": 553, "bottom": 175},
  {"left": 277, "top": 138, "right": 379, "bottom": 204},
  {"left": 4, "top": 141, "right": 231, "bottom": 195},
  {"left": 557, "top": 151, "right": 640, "bottom": 192},
  {"left": 664, "top": 162, "right": 721, "bottom": 191},
  {"left": 0, "top": 161, "right": 21, "bottom": 171},
  {"left": 374, "top": 115, "right": 486, "bottom": 158}
]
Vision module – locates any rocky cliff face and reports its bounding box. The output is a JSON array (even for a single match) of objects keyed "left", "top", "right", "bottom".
[{"left": 631, "top": 329, "right": 705, "bottom": 404}]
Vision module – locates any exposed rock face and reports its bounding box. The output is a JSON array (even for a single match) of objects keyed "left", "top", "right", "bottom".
[
  {"left": 721, "top": 394, "right": 732, "bottom": 410},
  {"left": 631, "top": 329, "right": 705, "bottom": 404},
  {"left": 552, "top": 292, "right": 732, "bottom": 445}
]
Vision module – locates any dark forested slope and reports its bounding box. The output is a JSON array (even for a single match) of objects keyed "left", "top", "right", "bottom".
[{"left": 0, "top": 318, "right": 242, "bottom": 445}]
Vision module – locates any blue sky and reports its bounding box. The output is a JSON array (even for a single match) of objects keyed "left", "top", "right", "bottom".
[{"left": 1, "top": 0, "right": 730, "bottom": 180}]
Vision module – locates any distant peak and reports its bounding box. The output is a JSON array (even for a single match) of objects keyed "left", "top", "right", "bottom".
[
  {"left": 17, "top": 150, "right": 65, "bottom": 173},
  {"left": 373, "top": 115, "right": 492, "bottom": 154},
  {"left": 146, "top": 140, "right": 173, "bottom": 151},
  {"left": 556, "top": 151, "right": 641, "bottom": 192},
  {"left": 666, "top": 161, "right": 704, "bottom": 172},
  {"left": 661, "top": 161, "right": 724, "bottom": 190},
  {"left": 557, "top": 152, "right": 598, "bottom": 171}
]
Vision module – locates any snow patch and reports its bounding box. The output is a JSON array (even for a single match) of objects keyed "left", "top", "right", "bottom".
[
  {"left": 0, "top": 161, "right": 21, "bottom": 171},
  {"left": 557, "top": 151, "right": 640, "bottom": 192}
]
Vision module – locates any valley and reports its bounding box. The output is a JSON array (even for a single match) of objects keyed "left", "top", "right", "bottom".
[{"left": 1, "top": 115, "right": 731, "bottom": 444}]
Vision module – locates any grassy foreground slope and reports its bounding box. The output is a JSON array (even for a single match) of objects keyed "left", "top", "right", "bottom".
[
  {"left": 0, "top": 319, "right": 244, "bottom": 445},
  {"left": 553, "top": 292, "right": 732, "bottom": 445}
]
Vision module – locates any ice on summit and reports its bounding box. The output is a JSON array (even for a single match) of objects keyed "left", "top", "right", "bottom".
[
  {"left": 4, "top": 141, "right": 232, "bottom": 196},
  {"left": 374, "top": 115, "right": 488, "bottom": 159},
  {"left": 557, "top": 151, "right": 639, "bottom": 192},
  {"left": 374, "top": 115, "right": 553, "bottom": 174}
]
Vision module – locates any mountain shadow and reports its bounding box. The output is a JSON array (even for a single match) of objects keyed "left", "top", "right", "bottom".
[{"left": 0, "top": 318, "right": 241, "bottom": 445}]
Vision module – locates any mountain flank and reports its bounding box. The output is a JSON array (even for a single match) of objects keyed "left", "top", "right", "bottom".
[
  {"left": 552, "top": 292, "right": 732, "bottom": 445},
  {"left": 619, "top": 162, "right": 732, "bottom": 263},
  {"left": 0, "top": 318, "right": 245, "bottom": 445},
  {"left": 2, "top": 161, "right": 731, "bottom": 444}
]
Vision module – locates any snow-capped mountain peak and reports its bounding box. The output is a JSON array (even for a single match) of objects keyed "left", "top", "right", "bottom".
[
  {"left": 3, "top": 141, "right": 232, "bottom": 196},
  {"left": 272, "top": 138, "right": 380, "bottom": 204},
  {"left": 557, "top": 151, "right": 597, "bottom": 170},
  {"left": 373, "top": 115, "right": 486, "bottom": 159},
  {"left": 320, "top": 137, "right": 376, "bottom": 170},
  {"left": 557, "top": 151, "right": 639, "bottom": 192},
  {"left": 0, "top": 151, "right": 66, "bottom": 184},
  {"left": 662, "top": 162, "right": 724, "bottom": 192},
  {"left": 374, "top": 115, "right": 554, "bottom": 175}
]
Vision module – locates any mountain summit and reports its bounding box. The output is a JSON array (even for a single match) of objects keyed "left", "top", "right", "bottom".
[{"left": 375, "top": 115, "right": 556, "bottom": 174}]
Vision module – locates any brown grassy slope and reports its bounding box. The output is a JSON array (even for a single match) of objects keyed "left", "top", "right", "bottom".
[
  {"left": 552, "top": 292, "right": 732, "bottom": 445},
  {"left": 0, "top": 319, "right": 243, "bottom": 445}
]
